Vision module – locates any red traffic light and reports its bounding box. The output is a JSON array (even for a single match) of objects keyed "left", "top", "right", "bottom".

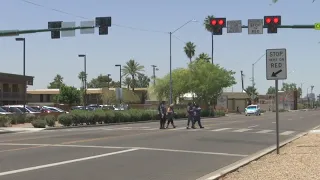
[
  {"left": 265, "top": 18, "right": 271, "bottom": 24},
  {"left": 218, "top": 19, "right": 224, "bottom": 25},
  {"left": 211, "top": 19, "right": 217, "bottom": 25},
  {"left": 273, "top": 17, "right": 279, "bottom": 23}
]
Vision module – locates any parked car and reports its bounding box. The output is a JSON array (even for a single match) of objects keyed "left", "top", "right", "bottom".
[
  {"left": 41, "top": 106, "right": 68, "bottom": 113},
  {"left": 0, "top": 107, "right": 13, "bottom": 115},
  {"left": 1, "top": 106, "right": 24, "bottom": 114},
  {"left": 3, "top": 105, "right": 40, "bottom": 114},
  {"left": 245, "top": 105, "right": 261, "bottom": 116}
]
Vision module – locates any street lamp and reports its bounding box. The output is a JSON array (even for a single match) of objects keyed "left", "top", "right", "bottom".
[
  {"left": 251, "top": 53, "right": 265, "bottom": 88},
  {"left": 15, "top": 37, "right": 26, "bottom": 109},
  {"left": 151, "top": 65, "right": 159, "bottom": 86},
  {"left": 169, "top": 19, "right": 197, "bottom": 104},
  {"left": 107, "top": 74, "right": 111, "bottom": 89},
  {"left": 115, "top": 64, "right": 121, "bottom": 88},
  {"left": 78, "top": 54, "right": 87, "bottom": 106}
]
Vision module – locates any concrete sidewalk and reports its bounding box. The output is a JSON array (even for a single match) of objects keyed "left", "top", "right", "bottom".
[{"left": 219, "top": 132, "right": 320, "bottom": 180}]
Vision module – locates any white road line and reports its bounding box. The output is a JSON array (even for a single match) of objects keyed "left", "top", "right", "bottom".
[
  {"left": 300, "top": 117, "right": 304, "bottom": 119},
  {"left": 256, "top": 130, "right": 274, "bottom": 133},
  {"left": 248, "top": 125, "right": 258, "bottom": 128},
  {"left": 211, "top": 128, "right": 232, "bottom": 132},
  {"left": 0, "top": 143, "right": 248, "bottom": 157},
  {"left": 170, "top": 127, "right": 185, "bottom": 130},
  {"left": 141, "top": 128, "right": 159, "bottom": 131},
  {"left": 0, "top": 148, "right": 138, "bottom": 176},
  {"left": 279, "top": 131, "right": 295, "bottom": 135},
  {"left": 272, "top": 122, "right": 276, "bottom": 123},
  {"left": 233, "top": 129, "right": 252, "bottom": 132},
  {"left": 288, "top": 118, "right": 292, "bottom": 121},
  {"left": 137, "top": 147, "right": 248, "bottom": 157}
]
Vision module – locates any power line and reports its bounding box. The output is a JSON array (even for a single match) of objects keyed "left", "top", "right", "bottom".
[{"left": 18, "top": 0, "right": 168, "bottom": 34}]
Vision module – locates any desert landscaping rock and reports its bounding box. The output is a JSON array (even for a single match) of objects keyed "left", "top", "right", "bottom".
[{"left": 220, "top": 133, "right": 320, "bottom": 180}]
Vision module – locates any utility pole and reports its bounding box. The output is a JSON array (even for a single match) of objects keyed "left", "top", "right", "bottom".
[
  {"left": 151, "top": 65, "right": 158, "bottom": 86},
  {"left": 78, "top": 54, "right": 87, "bottom": 106}
]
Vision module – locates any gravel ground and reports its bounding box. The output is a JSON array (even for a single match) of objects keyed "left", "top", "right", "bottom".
[{"left": 220, "top": 133, "right": 320, "bottom": 180}]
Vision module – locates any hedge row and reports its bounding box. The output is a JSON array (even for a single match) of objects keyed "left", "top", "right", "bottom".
[
  {"left": 56, "top": 109, "right": 225, "bottom": 127},
  {"left": 0, "top": 109, "right": 225, "bottom": 128}
]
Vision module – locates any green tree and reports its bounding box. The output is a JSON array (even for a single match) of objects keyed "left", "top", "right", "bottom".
[
  {"left": 183, "top": 42, "right": 196, "bottom": 63},
  {"left": 281, "top": 82, "right": 302, "bottom": 97},
  {"left": 122, "top": 59, "right": 145, "bottom": 91},
  {"left": 189, "top": 60, "right": 236, "bottom": 106},
  {"left": 267, "top": 86, "right": 276, "bottom": 94},
  {"left": 195, "top": 53, "right": 211, "bottom": 63},
  {"left": 54, "top": 85, "right": 80, "bottom": 105},
  {"left": 245, "top": 86, "right": 259, "bottom": 100},
  {"left": 204, "top": 15, "right": 215, "bottom": 33},
  {"left": 135, "top": 74, "right": 150, "bottom": 88},
  {"left": 78, "top": 71, "right": 87, "bottom": 89},
  {"left": 122, "top": 77, "right": 131, "bottom": 89},
  {"left": 87, "top": 74, "right": 112, "bottom": 88},
  {"left": 47, "top": 74, "right": 65, "bottom": 89}
]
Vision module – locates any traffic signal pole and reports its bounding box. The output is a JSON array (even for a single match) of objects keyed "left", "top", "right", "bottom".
[{"left": 0, "top": 26, "right": 95, "bottom": 37}]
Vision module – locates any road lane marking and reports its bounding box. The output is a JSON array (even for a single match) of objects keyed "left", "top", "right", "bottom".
[
  {"left": 256, "top": 130, "right": 274, "bottom": 133},
  {"left": 0, "top": 145, "right": 48, "bottom": 153},
  {"left": 288, "top": 118, "right": 292, "bottom": 120},
  {"left": 272, "top": 122, "right": 276, "bottom": 123},
  {"left": 211, "top": 128, "right": 232, "bottom": 132},
  {"left": 248, "top": 125, "right": 258, "bottom": 128},
  {"left": 233, "top": 129, "right": 252, "bottom": 132},
  {"left": 0, "top": 148, "right": 138, "bottom": 177},
  {"left": 280, "top": 131, "right": 295, "bottom": 135},
  {"left": 0, "top": 143, "right": 248, "bottom": 157}
]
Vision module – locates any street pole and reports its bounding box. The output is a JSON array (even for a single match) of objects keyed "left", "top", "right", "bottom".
[
  {"left": 275, "top": 79, "right": 280, "bottom": 154},
  {"left": 251, "top": 53, "right": 265, "bottom": 89},
  {"left": 151, "top": 65, "right": 157, "bottom": 86},
  {"left": 78, "top": 54, "right": 87, "bottom": 107},
  {"left": 211, "top": 32, "right": 214, "bottom": 64},
  {"left": 168, "top": 19, "right": 197, "bottom": 104},
  {"left": 107, "top": 74, "right": 111, "bottom": 89},
  {"left": 169, "top": 32, "right": 172, "bottom": 104},
  {"left": 115, "top": 64, "right": 122, "bottom": 104},
  {"left": 15, "top": 38, "right": 26, "bottom": 109}
]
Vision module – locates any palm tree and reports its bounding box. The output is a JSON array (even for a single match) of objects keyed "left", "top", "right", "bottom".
[
  {"left": 122, "top": 59, "right": 145, "bottom": 91},
  {"left": 78, "top": 71, "right": 87, "bottom": 89},
  {"left": 204, "top": 15, "right": 215, "bottom": 33},
  {"left": 123, "top": 77, "right": 131, "bottom": 89},
  {"left": 183, "top": 42, "right": 196, "bottom": 63},
  {"left": 196, "top": 53, "right": 211, "bottom": 63}
]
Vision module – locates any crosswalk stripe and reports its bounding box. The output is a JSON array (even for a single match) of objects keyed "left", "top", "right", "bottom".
[
  {"left": 233, "top": 129, "right": 252, "bottom": 132},
  {"left": 256, "top": 130, "right": 273, "bottom": 133},
  {"left": 170, "top": 127, "right": 185, "bottom": 131},
  {"left": 211, "top": 128, "right": 232, "bottom": 132},
  {"left": 280, "top": 131, "right": 295, "bottom": 135}
]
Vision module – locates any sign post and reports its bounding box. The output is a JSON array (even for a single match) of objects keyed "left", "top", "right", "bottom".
[{"left": 266, "top": 48, "right": 287, "bottom": 154}]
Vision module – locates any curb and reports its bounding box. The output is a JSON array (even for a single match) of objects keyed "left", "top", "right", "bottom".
[
  {"left": 197, "top": 124, "right": 320, "bottom": 180},
  {"left": 44, "top": 116, "right": 225, "bottom": 131},
  {"left": 0, "top": 131, "right": 15, "bottom": 135}
]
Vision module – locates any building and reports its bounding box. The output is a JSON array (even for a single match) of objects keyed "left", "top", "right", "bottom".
[{"left": 0, "top": 72, "right": 34, "bottom": 105}]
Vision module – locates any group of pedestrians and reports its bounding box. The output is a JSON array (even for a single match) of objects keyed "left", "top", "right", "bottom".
[{"left": 158, "top": 101, "right": 204, "bottom": 129}]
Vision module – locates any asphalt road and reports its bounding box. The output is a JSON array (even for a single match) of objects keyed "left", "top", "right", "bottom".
[{"left": 0, "top": 111, "right": 319, "bottom": 180}]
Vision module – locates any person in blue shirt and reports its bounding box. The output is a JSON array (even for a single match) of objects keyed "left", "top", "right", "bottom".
[
  {"left": 186, "top": 102, "right": 195, "bottom": 129},
  {"left": 193, "top": 103, "right": 204, "bottom": 129}
]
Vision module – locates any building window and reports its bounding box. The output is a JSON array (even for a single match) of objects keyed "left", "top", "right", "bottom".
[
  {"left": 40, "top": 94, "right": 43, "bottom": 102},
  {"left": 46, "top": 94, "right": 50, "bottom": 102},
  {"left": 28, "top": 94, "right": 32, "bottom": 98}
]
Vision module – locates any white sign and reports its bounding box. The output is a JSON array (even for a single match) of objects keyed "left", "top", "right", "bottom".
[
  {"left": 80, "top": 21, "right": 95, "bottom": 34},
  {"left": 266, "top": 49, "right": 287, "bottom": 80},
  {"left": 227, "top": 20, "right": 242, "bottom": 33},
  {"left": 248, "top": 19, "right": 263, "bottom": 34},
  {"left": 61, "top": 22, "right": 76, "bottom": 37}
]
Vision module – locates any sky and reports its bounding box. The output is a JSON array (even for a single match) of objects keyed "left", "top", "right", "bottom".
[{"left": 0, "top": 0, "right": 319, "bottom": 97}]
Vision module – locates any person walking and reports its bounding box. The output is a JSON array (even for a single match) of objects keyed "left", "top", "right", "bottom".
[
  {"left": 158, "top": 101, "right": 167, "bottom": 129},
  {"left": 166, "top": 104, "right": 176, "bottom": 129},
  {"left": 186, "top": 102, "right": 195, "bottom": 129},
  {"left": 193, "top": 103, "right": 204, "bottom": 128}
]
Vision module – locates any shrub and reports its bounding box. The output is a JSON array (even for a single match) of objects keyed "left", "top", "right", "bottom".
[
  {"left": 0, "top": 115, "right": 12, "bottom": 127},
  {"left": 25, "top": 114, "right": 36, "bottom": 123},
  {"left": 44, "top": 115, "right": 56, "bottom": 127},
  {"left": 215, "top": 110, "right": 225, "bottom": 117},
  {"left": 31, "top": 119, "right": 47, "bottom": 128},
  {"left": 58, "top": 114, "right": 73, "bottom": 126}
]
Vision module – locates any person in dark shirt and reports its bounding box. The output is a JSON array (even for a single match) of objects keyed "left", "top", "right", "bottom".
[
  {"left": 186, "top": 102, "right": 195, "bottom": 129},
  {"left": 166, "top": 104, "right": 176, "bottom": 128},
  {"left": 193, "top": 103, "right": 204, "bottom": 128},
  {"left": 158, "top": 101, "right": 167, "bottom": 129}
]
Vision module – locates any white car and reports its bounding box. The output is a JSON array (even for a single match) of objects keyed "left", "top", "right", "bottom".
[{"left": 245, "top": 105, "right": 261, "bottom": 116}]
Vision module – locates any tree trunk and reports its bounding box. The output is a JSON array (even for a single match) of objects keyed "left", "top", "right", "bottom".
[
  {"left": 189, "top": 57, "right": 192, "bottom": 63},
  {"left": 131, "top": 75, "right": 135, "bottom": 91}
]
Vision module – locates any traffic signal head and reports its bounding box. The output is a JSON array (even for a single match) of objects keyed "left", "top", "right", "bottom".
[
  {"left": 48, "top": 21, "right": 62, "bottom": 39},
  {"left": 95, "top": 17, "right": 112, "bottom": 35},
  {"left": 264, "top": 16, "right": 281, "bottom": 34},
  {"left": 210, "top": 18, "right": 226, "bottom": 35}
]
